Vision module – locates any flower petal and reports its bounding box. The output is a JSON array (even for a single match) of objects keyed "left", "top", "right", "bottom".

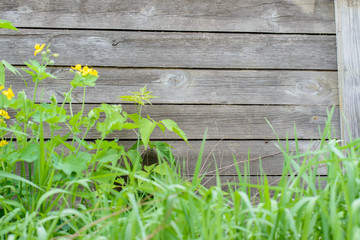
[
  {"left": 34, "top": 43, "right": 45, "bottom": 56},
  {"left": 90, "top": 69, "right": 98, "bottom": 76},
  {"left": 71, "top": 64, "right": 82, "bottom": 71},
  {"left": 2, "top": 87, "right": 15, "bottom": 100}
]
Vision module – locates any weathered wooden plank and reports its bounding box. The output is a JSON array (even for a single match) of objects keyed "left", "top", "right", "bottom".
[
  {"left": 335, "top": 0, "right": 360, "bottom": 142},
  {"left": 14, "top": 139, "right": 318, "bottom": 179},
  {"left": 0, "top": 30, "right": 337, "bottom": 70},
  {"left": 199, "top": 176, "right": 281, "bottom": 195},
  {"left": 9, "top": 68, "right": 339, "bottom": 105},
  {"left": 7, "top": 105, "right": 340, "bottom": 140},
  {"left": 0, "top": 0, "right": 335, "bottom": 33},
  {"left": 200, "top": 175, "right": 327, "bottom": 196},
  {"left": 142, "top": 140, "right": 326, "bottom": 176}
]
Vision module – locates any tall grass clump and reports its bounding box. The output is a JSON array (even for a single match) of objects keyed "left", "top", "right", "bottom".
[
  {"left": 1, "top": 21, "right": 360, "bottom": 239},
  {"left": 2, "top": 110, "right": 358, "bottom": 240}
]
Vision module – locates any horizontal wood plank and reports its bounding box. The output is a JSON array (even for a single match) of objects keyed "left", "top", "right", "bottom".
[
  {"left": 200, "top": 176, "right": 281, "bottom": 191},
  {"left": 1, "top": 0, "right": 335, "bottom": 33},
  {"left": 14, "top": 140, "right": 324, "bottom": 179},
  {"left": 0, "top": 30, "right": 337, "bottom": 70},
  {"left": 142, "top": 140, "right": 327, "bottom": 176},
  {"left": 7, "top": 105, "right": 340, "bottom": 140},
  {"left": 8, "top": 68, "right": 339, "bottom": 105}
]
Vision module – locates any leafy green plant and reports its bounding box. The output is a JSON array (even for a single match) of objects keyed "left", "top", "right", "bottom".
[{"left": 0, "top": 41, "right": 188, "bottom": 223}]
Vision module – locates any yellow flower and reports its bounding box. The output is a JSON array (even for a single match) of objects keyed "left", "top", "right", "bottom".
[
  {"left": 82, "top": 66, "right": 92, "bottom": 76},
  {"left": 0, "top": 86, "right": 4, "bottom": 91},
  {"left": 0, "top": 109, "right": 10, "bottom": 119},
  {"left": 90, "top": 69, "right": 98, "bottom": 76},
  {"left": 0, "top": 140, "right": 9, "bottom": 147},
  {"left": 2, "top": 87, "right": 14, "bottom": 100},
  {"left": 71, "top": 64, "right": 82, "bottom": 71},
  {"left": 34, "top": 43, "right": 46, "bottom": 56},
  {"left": 70, "top": 64, "right": 98, "bottom": 77},
  {"left": 0, "top": 109, "right": 10, "bottom": 123},
  {"left": 2, "top": 86, "right": 15, "bottom": 100}
]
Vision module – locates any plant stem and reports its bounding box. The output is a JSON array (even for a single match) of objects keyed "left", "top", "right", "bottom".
[{"left": 136, "top": 104, "right": 142, "bottom": 153}]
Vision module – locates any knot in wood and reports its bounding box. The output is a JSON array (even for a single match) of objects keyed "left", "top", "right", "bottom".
[
  {"left": 160, "top": 71, "right": 191, "bottom": 88},
  {"left": 295, "top": 78, "right": 331, "bottom": 97}
]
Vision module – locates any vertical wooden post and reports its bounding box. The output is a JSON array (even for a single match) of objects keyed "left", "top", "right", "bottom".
[{"left": 335, "top": 0, "right": 360, "bottom": 142}]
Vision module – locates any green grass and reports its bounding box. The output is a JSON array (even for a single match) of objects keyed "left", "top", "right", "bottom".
[{"left": 1, "top": 111, "right": 360, "bottom": 240}]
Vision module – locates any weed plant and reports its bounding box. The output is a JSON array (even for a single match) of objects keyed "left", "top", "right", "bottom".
[{"left": 1, "top": 20, "right": 360, "bottom": 239}]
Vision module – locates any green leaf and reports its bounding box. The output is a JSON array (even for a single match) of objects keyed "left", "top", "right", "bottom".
[
  {"left": 122, "top": 123, "right": 139, "bottom": 129},
  {"left": 139, "top": 118, "right": 156, "bottom": 148},
  {"left": 3, "top": 151, "right": 20, "bottom": 165},
  {"left": 38, "top": 71, "right": 57, "bottom": 81},
  {"left": 0, "top": 20, "right": 18, "bottom": 31},
  {"left": 95, "top": 149, "right": 120, "bottom": 165},
  {"left": 2, "top": 60, "right": 26, "bottom": 86},
  {"left": 0, "top": 170, "right": 43, "bottom": 191},
  {"left": 96, "top": 104, "right": 125, "bottom": 136},
  {"left": 156, "top": 122, "right": 165, "bottom": 133},
  {"left": 73, "top": 137, "right": 94, "bottom": 150},
  {"left": 53, "top": 135, "right": 76, "bottom": 152},
  {"left": 119, "top": 86, "right": 158, "bottom": 105},
  {"left": 144, "top": 164, "right": 156, "bottom": 173},
  {"left": 127, "top": 149, "right": 142, "bottom": 167},
  {"left": 128, "top": 113, "right": 141, "bottom": 124},
  {"left": 161, "top": 119, "right": 188, "bottom": 143},
  {"left": 150, "top": 141, "right": 174, "bottom": 160},
  {"left": 0, "top": 63, "right": 4, "bottom": 86},
  {"left": 71, "top": 73, "right": 98, "bottom": 87},
  {"left": 53, "top": 152, "right": 91, "bottom": 176},
  {"left": 137, "top": 181, "right": 155, "bottom": 193},
  {"left": 69, "top": 111, "right": 83, "bottom": 127},
  {"left": 0, "top": 127, "right": 31, "bottom": 137},
  {"left": 153, "top": 163, "right": 169, "bottom": 175},
  {"left": 20, "top": 143, "right": 40, "bottom": 163}
]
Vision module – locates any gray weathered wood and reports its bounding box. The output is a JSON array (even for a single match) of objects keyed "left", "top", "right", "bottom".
[
  {"left": 200, "top": 175, "right": 280, "bottom": 191},
  {"left": 200, "top": 175, "right": 327, "bottom": 197},
  {"left": 0, "top": 30, "right": 337, "bottom": 70},
  {"left": 8, "top": 68, "right": 338, "bottom": 105},
  {"left": 15, "top": 139, "right": 325, "bottom": 186},
  {"left": 335, "top": 0, "right": 360, "bottom": 141},
  {"left": 0, "top": 0, "right": 335, "bottom": 33},
  {"left": 144, "top": 140, "right": 326, "bottom": 175},
  {"left": 14, "top": 140, "right": 318, "bottom": 178},
  {"left": 7, "top": 105, "right": 340, "bottom": 140}
]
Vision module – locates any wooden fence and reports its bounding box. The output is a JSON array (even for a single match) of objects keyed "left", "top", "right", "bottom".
[{"left": 1, "top": 0, "right": 352, "bottom": 185}]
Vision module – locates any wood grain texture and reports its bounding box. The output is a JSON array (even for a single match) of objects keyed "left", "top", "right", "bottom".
[
  {"left": 142, "top": 140, "right": 326, "bottom": 175},
  {"left": 14, "top": 140, "right": 318, "bottom": 178},
  {"left": 335, "top": 0, "right": 360, "bottom": 141},
  {"left": 7, "top": 105, "right": 340, "bottom": 140},
  {"left": 199, "top": 175, "right": 327, "bottom": 196},
  {"left": 0, "top": 30, "right": 337, "bottom": 70},
  {"left": 8, "top": 68, "right": 338, "bottom": 105},
  {"left": 199, "top": 176, "right": 281, "bottom": 196},
  {"left": 0, "top": 0, "right": 335, "bottom": 33}
]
